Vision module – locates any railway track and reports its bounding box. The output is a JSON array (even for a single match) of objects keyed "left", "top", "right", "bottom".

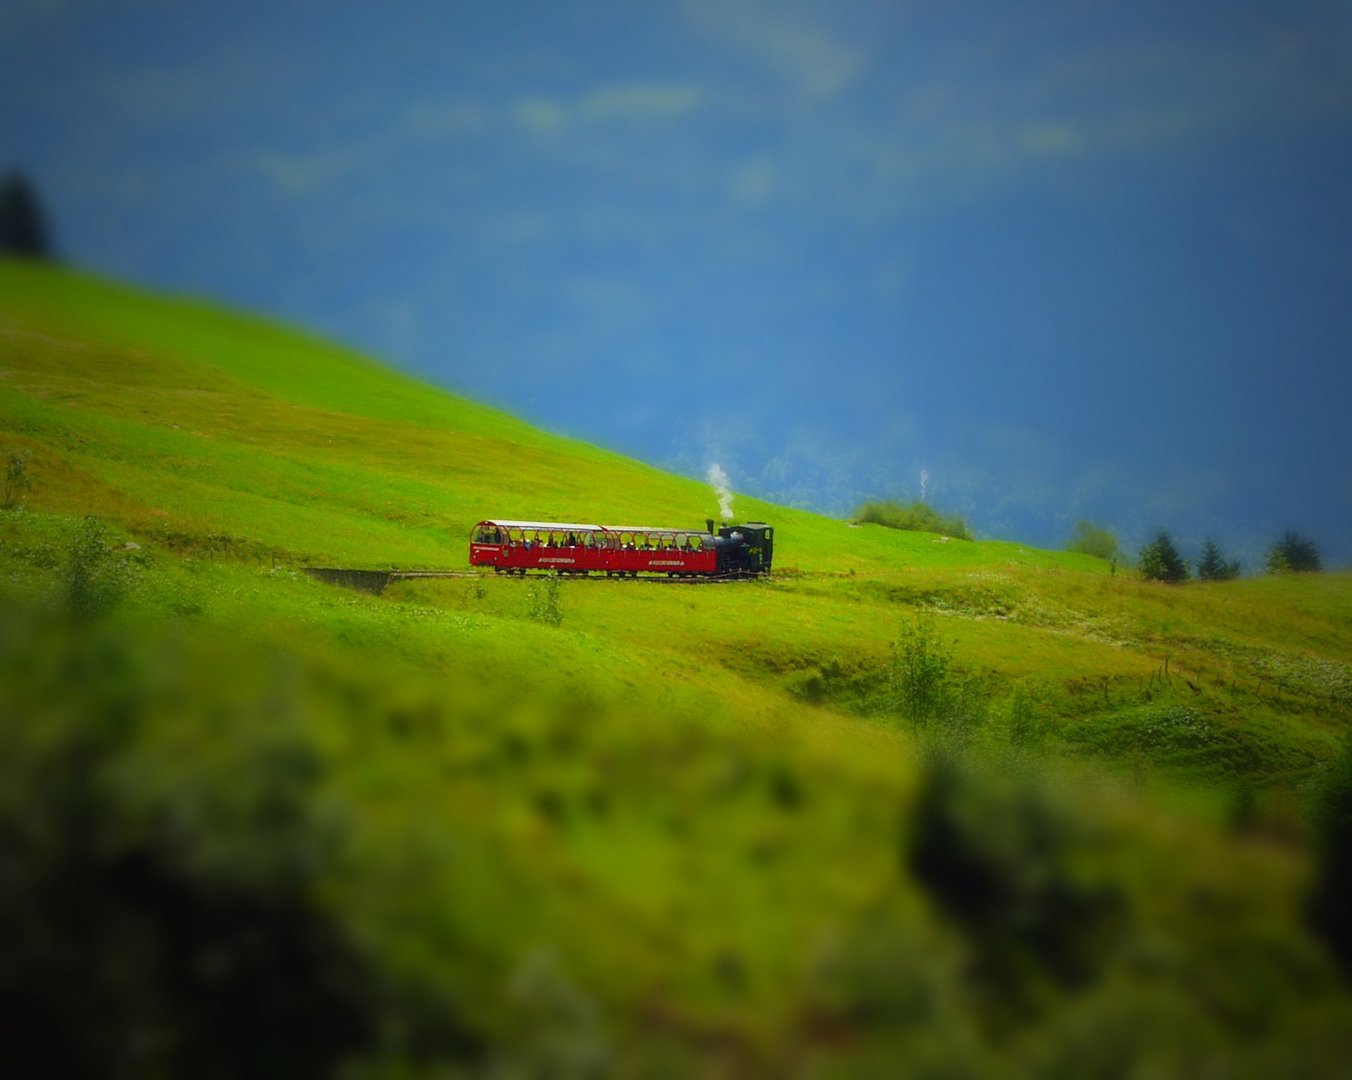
[{"left": 304, "top": 567, "right": 757, "bottom": 594}]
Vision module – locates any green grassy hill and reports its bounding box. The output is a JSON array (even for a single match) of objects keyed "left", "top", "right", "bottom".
[{"left": 3, "top": 259, "right": 1351, "bottom": 1076}]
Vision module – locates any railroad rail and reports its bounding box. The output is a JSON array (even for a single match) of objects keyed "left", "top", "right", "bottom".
[{"left": 303, "top": 567, "right": 757, "bottom": 594}]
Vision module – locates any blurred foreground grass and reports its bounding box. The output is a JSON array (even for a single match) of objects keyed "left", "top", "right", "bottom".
[{"left": 2, "top": 512, "right": 1351, "bottom": 1077}]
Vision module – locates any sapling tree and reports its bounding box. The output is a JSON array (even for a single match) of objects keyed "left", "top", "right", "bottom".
[{"left": 887, "top": 618, "right": 984, "bottom": 742}]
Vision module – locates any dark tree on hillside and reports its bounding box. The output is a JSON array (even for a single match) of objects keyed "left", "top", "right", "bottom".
[
  {"left": 0, "top": 171, "right": 52, "bottom": 258},
  {"left": 1196, "top": 539, "right": 1240, "bottom": 582},
  {"left": 1266, "top": 530, "right": 1321, "bottom": 574},
  {"left": 1139, "top": 530, "right": 1188, "bottom": 583}
]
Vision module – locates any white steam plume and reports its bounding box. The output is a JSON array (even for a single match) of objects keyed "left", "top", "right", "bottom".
[
  {"left": 706, "top": 463, "right": 734, "bottom": 522},
  {"left": 920, "top": 468, "right": 929, "bottom": 503}
]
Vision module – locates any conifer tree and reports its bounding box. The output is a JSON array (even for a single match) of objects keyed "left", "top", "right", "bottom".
[
  {"left": 1139, "top": 530, "right": 1188, "bottom": 583},
  {"left": 0, "top": 172, "right": 52, "bottom": 258},
  {"left": 1266, "top": 530, "right": 1320, "bottom": 573},
  {"left": 1197, "top": 539, "right": 1240, "bottom": 581}
]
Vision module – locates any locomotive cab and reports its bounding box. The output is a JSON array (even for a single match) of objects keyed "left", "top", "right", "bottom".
[
  {"left": 710, "top": 521, "right": 774, "bottom": 576},
  {"left": 735, "top": 522, "right": 774, "bottom": 575}
]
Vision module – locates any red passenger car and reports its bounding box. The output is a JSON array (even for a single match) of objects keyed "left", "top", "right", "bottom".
[{"left": 470, "top": 520, "right": 718, "bottom": 577}]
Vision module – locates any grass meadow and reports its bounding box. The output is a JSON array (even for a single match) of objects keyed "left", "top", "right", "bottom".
[{"left": 3, "top": 259, "right": 1352, "bottom": 1076}]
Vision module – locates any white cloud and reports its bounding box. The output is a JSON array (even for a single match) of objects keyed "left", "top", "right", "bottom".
[
  {"left": 511, "top": 97, "right": 569, "bottom": 134},
  {"left": 404, "top": 98, "right": 488, "bottom": 138},
  {"left": 511, "top": 82, "right": 705, "bottom": 134},
  {"left": 580, "top": 83, "right": 704, "bottom": 120},
  {"left": 679, "top": 0, "right": 864, "bottom": 98},
  {"left": 727, "top": 156, "right": 777, "bottom": 206}
]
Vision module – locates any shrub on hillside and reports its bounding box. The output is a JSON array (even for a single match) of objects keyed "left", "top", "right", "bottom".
[
  {"left": 1307, "top": 740, "right": 1352, "bottom": 972},
  {"left": 886, "top": 618, "right": 985, "bottom": 742},
  {"left": 0, "top": 609, "right": 411, "bottom": 1078},
  {"left": 64, "top": 516, "right": 130, "bottom": 618},
  {"left": 2, "top": 447, "right": 31, "bottom": 510},
  {"left": 1139, "top": 531, "right": 1188, "bottom": 583},
  {"left": 1197, "top": 539, "right": 1241, "bottom": 582},
  {"left": 855, "top": 500, "right": 971, "bottom": 540},
  {"left": 526, "top": 574, "right": 564, "bottom": 627},
  {"left": 905, "top": 752, "right": 1126, "bottom": 1020},
  {"left": 1066, "top": 520, "right": 1119, "bottom": 561},
  {"left": 1266, "top": 530, "right": 1321, "bottom": 574}
]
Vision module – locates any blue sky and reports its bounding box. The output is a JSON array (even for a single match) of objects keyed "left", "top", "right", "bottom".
[{"left": 4, "top": 1, "right": 1351, "bottom": 566}]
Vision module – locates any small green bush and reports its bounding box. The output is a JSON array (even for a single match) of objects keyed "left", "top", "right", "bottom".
[
  {"left": 854, "top": 500, "right": 970, "bottom": 540},
  {"left": 886, "top": 618, "right": 984, "bottom": 742},
  {"left": 1307, "top": 740, "right": 1352, "bottom": 972},
  {"left": 905, "top": 752, "right": 1126, "bottom": 1022},
  {"left": 64, "top": 516, "right": 129, "bottom": 618},
  {"left": 1066, "top": 520, "right": 1119, "bottom": 561},
  {"left": 526, "top": 574, "right": 564, "bottom": 627},
  {"left": 0, "top": 610, "right": 396, "bottom": 1077},
  {"left": 2, "top": 447, "right": 31, "bottom": 510}
]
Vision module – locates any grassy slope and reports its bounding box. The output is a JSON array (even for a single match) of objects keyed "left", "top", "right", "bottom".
[
  {"left": 3, "top": 259, "right": 1346, "bottom": 786},
  {"left": 3, "top": 259, "right": 1352, "bottom": 1072}
]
